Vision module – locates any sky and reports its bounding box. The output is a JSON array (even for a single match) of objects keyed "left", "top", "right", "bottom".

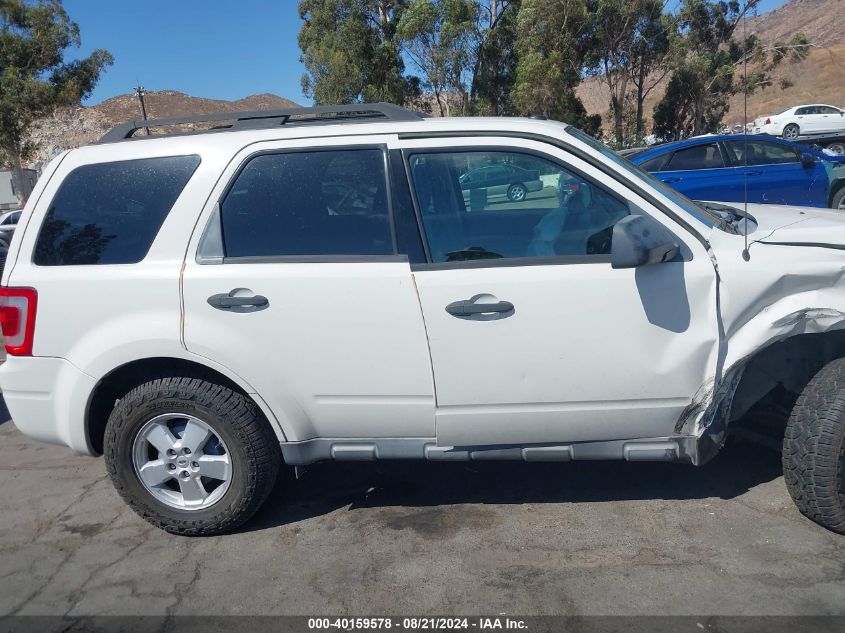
[
  {"left": 65, "top": 0, "right": 791, "bottom": 108},
  {"left": 64, "top": 0, "right": 308, "bottom": 105}
]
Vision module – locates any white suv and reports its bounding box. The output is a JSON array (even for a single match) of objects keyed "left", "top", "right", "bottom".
[{"left": 3, "top": 104, "right": 845, "bottom": 536}]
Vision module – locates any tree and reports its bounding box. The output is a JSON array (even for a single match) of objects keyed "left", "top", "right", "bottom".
[
  {"left": 628, "top": 6, "right": 672, "bottom": 143},
  {"left": 510, "top": 0, "right": 600, "bottom": 134},
  {"left": 298, "top": 0, "right": 419, "bottom": 105},
  {"left": 586, "top": 0, "right": 672, "bottom": 148},
  {"left": 653, "top": 0, "right": 809, "bottom": 140},
  {"left": 396, "top": 0, "right": 479, "bottom": 116},
  {"left": 0, "top": 0, "right": 112, "bottom": 203},
  {"left": 470, "top": 0, "right": 519, "bottom": 115}
]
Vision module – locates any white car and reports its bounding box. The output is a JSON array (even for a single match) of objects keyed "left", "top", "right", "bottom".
[
  {"left": 4, "top": 104, "right": 845, "bottom": 536},
  {"left": 754, "top": 104, "right": 845, "bottom": 139}
]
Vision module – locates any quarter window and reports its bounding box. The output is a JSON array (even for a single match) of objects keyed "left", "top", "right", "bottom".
[
  {"left": 34, "top": 155, "right": 200, "bottom": 266},
  {"left": 221, "top": 149, "right": 392, "bottom": 258},
  {"left": 407, "top": 151, "right": 630, "bottom": 263}
]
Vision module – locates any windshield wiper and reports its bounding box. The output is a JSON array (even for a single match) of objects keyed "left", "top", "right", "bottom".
[{"left": 695, "top": 202, "right": 748, "bottom": 233}]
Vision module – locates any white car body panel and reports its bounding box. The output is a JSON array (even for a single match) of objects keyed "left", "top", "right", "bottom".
[
  {"left": 3, "top": 115, "right": 845, "bottom": 464},
  {"left": 708, "top": 204, "right": 845, "bottom": 373}
]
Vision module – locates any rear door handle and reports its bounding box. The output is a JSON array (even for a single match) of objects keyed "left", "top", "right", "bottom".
[
  {"left": 746, "top": 170, "right": 764, "bottom": 176},
  {"left": 661, "top": 177, "right": 681, "bottom": 183},
  {"left": 208, "top": 290, "right": 269, "bottom": 310},
  {"left": 446, "top": 296, "right": 514, "bottom": 320}
]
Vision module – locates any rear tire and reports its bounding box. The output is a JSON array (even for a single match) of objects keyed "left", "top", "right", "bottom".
[
  {"left": 507, "top": 182, "right": 528, "bottom": 202},
  {"left": 826, "top": 142, "right": 845, "bottom": 156},
  {"left": 104, "top": 377, "right": 281, "bottom": 536},
  {"left": 782, "top": 123, "right": 800, "bottom": 140},
  {"left": 832, "top": 187, "right": 845, "bottom": 211},
  {"left": 783, "top": 358, "right": 845, "bottom": 533}
]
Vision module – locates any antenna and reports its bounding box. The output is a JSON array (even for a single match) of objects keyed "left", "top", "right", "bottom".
[
  {"left": 133, "top": 85, "right": 150, "bottom": 136},
  {"left": 741, "top": 3, "right": 751, "bottom": 261}
]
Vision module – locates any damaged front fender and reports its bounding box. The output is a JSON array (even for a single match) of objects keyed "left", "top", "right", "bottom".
[{"left": 677, "top": 229, "right": 845, "bottom": 465}]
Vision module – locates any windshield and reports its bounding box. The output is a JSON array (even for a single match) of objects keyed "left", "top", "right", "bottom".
[{"left": 565, "top": 126, "right": 720, "bottom": 229}]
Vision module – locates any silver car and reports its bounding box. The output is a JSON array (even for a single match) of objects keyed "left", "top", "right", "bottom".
[
  {"left": 459, "top": 164, "right": 543, "bottom": 202},
  {"left": 0, "top": 210, "right": 20, "bottom": 247}
]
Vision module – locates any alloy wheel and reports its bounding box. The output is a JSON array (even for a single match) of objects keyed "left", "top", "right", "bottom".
[
  {"left": 131, "top": 413, "right": 232, "bottom": 510},
  {"left": 508, "top": 184, "right": 527, "bottom": 202}
]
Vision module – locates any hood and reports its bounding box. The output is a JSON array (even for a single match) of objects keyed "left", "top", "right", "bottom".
[{"left": 727, "top": 202, "right": 845, "bottom": 247}]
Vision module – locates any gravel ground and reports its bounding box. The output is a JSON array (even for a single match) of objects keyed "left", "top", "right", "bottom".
[{"left": 1, "top": 399, "right": 844, "bottom": 618}]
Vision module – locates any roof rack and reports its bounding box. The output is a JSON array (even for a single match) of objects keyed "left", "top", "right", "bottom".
[{"left": 98, "top": 102, "right": 425, "bottom": 143}]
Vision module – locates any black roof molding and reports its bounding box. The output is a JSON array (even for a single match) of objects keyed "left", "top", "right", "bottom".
[{"left": 98, "top": 102, "right": 425, "bottom": 143}]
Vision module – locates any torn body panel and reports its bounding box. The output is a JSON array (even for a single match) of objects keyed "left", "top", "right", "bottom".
[{"left": 675, "top": 221, "right": 845, "bottom": 464}]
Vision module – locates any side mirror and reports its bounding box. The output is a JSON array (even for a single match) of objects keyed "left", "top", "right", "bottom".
[
  {"left": 801, "top": 152, "right": 816, "bottom": 168},
  {"left": 611, "top": 215, "right": 679, "bottom": 269}
]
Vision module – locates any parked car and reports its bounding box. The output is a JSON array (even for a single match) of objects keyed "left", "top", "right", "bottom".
[
  {"left": 5, "top": 105, "right": 845, "bottom": 536},
  {"left": 631, "top": 134, "right": 845, "bottom": 209},
  {"left": 754, "top": 104, "right": 845, "bottom": 139},
  {"left": 0, "top": 209, "right": 20, "bottom": 247},
  {"left": 458, "top": 163, "right": 543, "bottom": 202}
]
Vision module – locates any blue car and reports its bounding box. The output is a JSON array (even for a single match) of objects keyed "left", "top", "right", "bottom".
[{"left": 630, "top": 135, "right": 845, "bottom": 209}]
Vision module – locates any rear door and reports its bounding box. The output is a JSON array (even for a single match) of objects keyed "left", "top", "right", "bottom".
[
  {"left": 181, "top": 137, "right": 435, "bottom": 443},
  {"left": 651, "top": 142, "right": 737, "bottom": 201},
  {"left": 794, "top": 106, "right": 818, "bottom": 133},
  {"left": 724, "top": 138, "right": 827, "bottom": 207}
]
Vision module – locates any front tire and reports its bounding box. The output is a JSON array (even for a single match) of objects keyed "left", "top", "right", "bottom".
[
  {"left": 832, "top": 187, "right": 845, "bottom": 211},
  {"left": 782, "top": 123, "right": 800, "bottom": 140},
  {"left": 104, "top": 377, "right": 281, "bottom": 536},
  {"left": 783, "top": 358, "right": 845, "bottom": 533}
]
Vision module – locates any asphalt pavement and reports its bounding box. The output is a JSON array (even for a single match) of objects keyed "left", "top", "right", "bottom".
[{"left": 1, "top": 399, "right": 844, "bottom": 618}]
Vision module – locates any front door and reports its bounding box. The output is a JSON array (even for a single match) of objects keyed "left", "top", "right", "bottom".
[
  {"left": 394, "top": 137, "right": 719, "bottom": 447},
  {"left": 724, "top": 138, "right": 827, "bottom": 207},
  {"left": 182, "top": 139, "right": 435, "bottom": 443},
  {"left": 817, "top": 106, "right": 845, "bottom": 133}
]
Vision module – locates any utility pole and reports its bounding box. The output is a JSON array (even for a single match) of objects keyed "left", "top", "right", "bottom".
[{"left": 134, "top": 85, "right": 150, "bottom": 135}]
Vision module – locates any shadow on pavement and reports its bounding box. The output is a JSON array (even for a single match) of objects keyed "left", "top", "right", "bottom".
[{"left": 245, "top": 437, "right": 783, "bottom": 533}]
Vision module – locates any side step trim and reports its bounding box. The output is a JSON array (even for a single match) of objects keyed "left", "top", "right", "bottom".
[{"left": 280, "top": 437, "right": 688, "bottom": 466}]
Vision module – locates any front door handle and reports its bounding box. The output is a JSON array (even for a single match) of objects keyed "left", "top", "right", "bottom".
[
  {"left": 746, "top": 170, "right": 764, "bottom": 176},
  {"left": 661, "top": 177, "right": 681, "bottom": 183},
  {"left": 208, "top": 290, "right": 269, "bottom": 310},
  {"left": 446, "top": 296, "right": 514, "bottom": 320}
]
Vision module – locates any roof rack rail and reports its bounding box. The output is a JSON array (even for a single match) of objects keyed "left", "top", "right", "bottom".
[{"left": 98, "top": 102, "right": 425, "bottom": 143}]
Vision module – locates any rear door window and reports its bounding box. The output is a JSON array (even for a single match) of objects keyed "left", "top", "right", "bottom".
[
  {"left": 665, "top": 143, "right": 724, "bottom": 170},
  {"left": 638, "top": 154, "right": 668, "bottom": 172},
  {"left": 221, "top": 149, "right": 393, "bottom": 258},
  {"left": 34, "top": 155, "right": 200, "bottom": 265}
]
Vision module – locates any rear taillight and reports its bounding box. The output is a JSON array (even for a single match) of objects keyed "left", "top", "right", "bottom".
[
  {"left": 0, "top": 287, "right": 37, "bottom": 356},
  {"left": 765, "top": 118, "right": 772, "bottom": 125}
]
